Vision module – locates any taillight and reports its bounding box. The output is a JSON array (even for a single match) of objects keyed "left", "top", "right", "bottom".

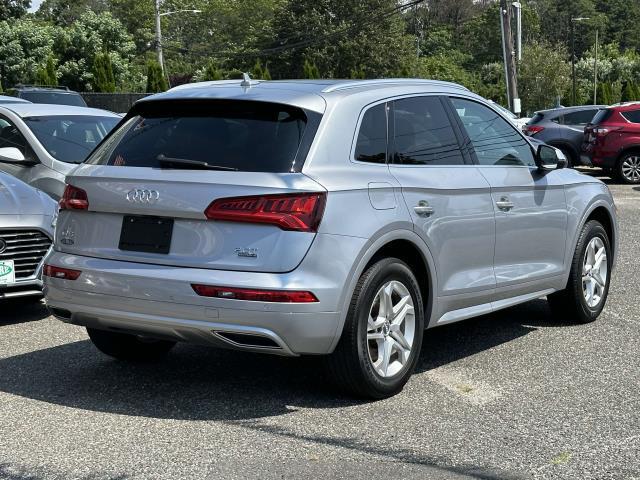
[
  {"left": 524, "top": 125, "right": 544, "bottom": 136},
  {"left": 43, "top": 265, "right": 82, "bottom": 280},
  {"left": 192, "top": 284, "right": 319, "bottom": 303},
  {"left": 59, "top": 184, "right": 89, "bottom": 210},
  {"left": 204, "top": 192, "right": 326, "bottom": 232}
]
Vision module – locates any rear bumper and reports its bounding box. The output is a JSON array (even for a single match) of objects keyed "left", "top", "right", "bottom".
[{"left": 44, "top": 234, "right": 367, "bottom": 355}]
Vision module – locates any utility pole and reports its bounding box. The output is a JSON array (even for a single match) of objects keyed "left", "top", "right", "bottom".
[
  {"left": 154, "top": 0, "right": 164, "bottom": 75},
  {"left": 593, "top": 29, "right": 599, "bottom": 105},
  {"left": 500, "top": 0, "right": 520, "bottom": 114}
]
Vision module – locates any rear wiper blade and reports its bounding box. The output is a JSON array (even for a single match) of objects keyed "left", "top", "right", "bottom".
[{"left": 156, "top": 154, "right": 238, "bottom": 171}]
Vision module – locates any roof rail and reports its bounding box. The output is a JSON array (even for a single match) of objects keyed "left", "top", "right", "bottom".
[{"left": 321, "top": 78, "right": 469, "bottom": 93}]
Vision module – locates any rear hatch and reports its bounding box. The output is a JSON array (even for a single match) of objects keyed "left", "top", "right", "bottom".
[
  {"left": 55, "top": 99, "right": 325, "bottom": 273},
  {"left": 582, "top": 108, "right": 614, "bottom": 153}
]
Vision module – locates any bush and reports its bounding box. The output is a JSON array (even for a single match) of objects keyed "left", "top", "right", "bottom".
[{"left": 145, "top": 60, "right": 167, "bottom": 93}]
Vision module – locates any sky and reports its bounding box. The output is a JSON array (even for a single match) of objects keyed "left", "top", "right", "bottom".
[{"left": 28, "top": 0, "right": 43, "bottom": 12}]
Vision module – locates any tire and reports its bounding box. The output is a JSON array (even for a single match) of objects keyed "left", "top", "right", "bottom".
[
  {"left": 556, "top": 146, "right": 575, "bottom": 168},
  {"left": 616, "top": 152, "right": 640, "bottom": 184},
  {"left": 87, "top": 327, "right": 176, "bottom": 361},
  {"left": 325, "top": 257, "right": 425, "bottom": 399},
  {"left": 548, "top": 220, "right": 611, "bottom": 324}
]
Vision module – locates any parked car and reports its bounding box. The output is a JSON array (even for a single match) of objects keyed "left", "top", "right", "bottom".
[
  {"left": 44, "top": 78, "right": 617, "bottom": 398},
  {"left": 582, "top": 102, "right": 640, "bottom": 183},
  {"left": 0, "top": 104, "right": 121, "bottom": 199},
  {"left": 0, "top": 172, "right": 56, "bottom": 300},
  {"left": 523, "top": 105, "right": 606, "bottom": 167},
  {"left": 0, "top": 95, "right": 31, "bottom": 105},
  {"left": 488, "top": 100, "right": 530, "bottom": 129},
  {"left": 6, "top": 85, "right": 87, "bottom": 107}
]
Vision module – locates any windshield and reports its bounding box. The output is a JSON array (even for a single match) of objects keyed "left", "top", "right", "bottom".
[
  {"left": 86, "top": 100, "right": 313, "bottom": 173},
  {"left": 20, "top": 92, "right": 87, "bottom": 107},
  {"left": 24, "top": 115, "right": 120, "bottom": 163}
]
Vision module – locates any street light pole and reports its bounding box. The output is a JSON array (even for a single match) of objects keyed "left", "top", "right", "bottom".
[
  {"left": 570, "top": 17, "right": 590, "bottom": 106},
  {"left": 154, "top": 2, "right": 202, "bottom": 81},
  {"left": 594, "top": 28, "right": 599, "bottom": 105}
]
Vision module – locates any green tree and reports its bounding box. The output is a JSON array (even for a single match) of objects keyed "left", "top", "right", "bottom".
[
  {"left": 145, "top": 60, "right": 168, "bottom": 93},
  {"left": 251, "top": 59, "right": 272, "bottom": 80},
  {"left": 0, "top": 0, "right": 30, "bottom": 21},
  {"left": 35, "top": 57, "right": 58, "bottom": 86},
  {"left": 302, "top": 59, "right": 320, "bottom": 79},
  {"left": 270, "top": 0, "right": 414, "bottom": 79},
  {"left": 518, "top": 41, "right": 571, "bottom": 113},
  {"left": 202, "top": 60, "right": 223, "bottom": 81},
  {"left": 92, "top": 52, "right": 116, "bottom": 92},
  {"left": 349, "top": 66, "right": 365, "bottom": 79},
  {"left": 53, "top": 10, "right": 137, "bottom": 91},
  {"left": 37, "top": 0, "right": 108, "bottom": 26}
]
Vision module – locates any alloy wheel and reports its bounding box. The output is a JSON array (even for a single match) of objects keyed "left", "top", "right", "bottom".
[
  {"left": 582, "top": 237, "right": 608, "bottom": 308},
  {"left": 621, "top": 155, "right": 640, "bottom": 183},
  {"left": 366, "top": 280, "right": 416, "bottom": 378}
]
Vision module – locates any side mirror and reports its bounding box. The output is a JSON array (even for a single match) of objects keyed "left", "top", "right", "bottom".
[
  {"left": 0, "top": 147, "right": 26, "bottom": 163},
  {"left": 536, "top": 144, "right": 567, "bottom": 171}
]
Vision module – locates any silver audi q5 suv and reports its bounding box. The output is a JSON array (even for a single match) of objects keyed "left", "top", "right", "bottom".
[{"left": 44, "top": 79, "right": 617, "bottom": 398}]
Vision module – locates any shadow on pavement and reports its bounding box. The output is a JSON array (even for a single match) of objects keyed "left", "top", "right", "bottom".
[
  {"left": 0, "top": 299, "right": 564, "bottom": 423},
  {"left": 0, "top": 299, "right": 50, "bottom": 326}
]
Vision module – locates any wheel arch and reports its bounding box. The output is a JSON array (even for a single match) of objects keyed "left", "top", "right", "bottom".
[
  {"left": 617, "top": 144, "right": 640, "bottom": 163},
  {"left": 328, "top": 230, "right": 437, "bottom": 353},
  {"left": 548, "top": 140, "right": 578, "bottom": 164}
]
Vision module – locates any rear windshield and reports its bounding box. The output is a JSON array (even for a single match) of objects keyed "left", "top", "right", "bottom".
[
  {"left": 24, "top": 115, "right": 120, "bottom": 163},
  {"left": 527, "top": 113, "right": 544, "bottom": 125},
  {"left": 86, "top": 100, "right": 315, "bottom": 173},
  {"left": 19, "top": 92, "right": 87, "bottom": 107},
  {"left": 590, "top": 109, "right": 612, "bottom": 125}
]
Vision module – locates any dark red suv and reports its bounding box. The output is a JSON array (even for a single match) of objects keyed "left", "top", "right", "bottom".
[{"left": 581, "top": 103, "right": 640, "bottom": 183}]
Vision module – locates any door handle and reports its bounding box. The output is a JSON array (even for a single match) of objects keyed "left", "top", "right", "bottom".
[
  {"left": 414, "top": 200, "right": 434, "bottom": 217},
  {"left": 496, "top": 197, "right": 514, "bottom": 211}
]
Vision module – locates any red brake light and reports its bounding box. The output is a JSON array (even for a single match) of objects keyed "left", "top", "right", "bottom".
[
  {"left": 59, "top": 184, "right": 89, "bottom": 210},
  {"left": 192, "top": 284, "right": 319, "bottom": 303},
  {"left": 205, "top": 192, "right": 326, "bottom": 232},
  {"left": 43, "top": 264, "right": 82, "bottom": 280},
  {"left": 524, "top": 125, "right": 544, "bottom": 136}
]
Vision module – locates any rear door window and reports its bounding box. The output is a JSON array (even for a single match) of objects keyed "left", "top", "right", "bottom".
[
  {"left": 391, "top": 96, "right": 465, "bottom": 165},
  {"left": 562, "top": 109, "right": 599, "bottom": 125},
  {"left": 86, "top": 100, "right": 318, "bottom": 173},
  {"left": 621, "top": 110, "right": 640, "bottom": 123}
]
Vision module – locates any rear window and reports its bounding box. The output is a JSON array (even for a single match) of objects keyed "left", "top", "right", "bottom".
[
  {"left": 591, "top": 109, "right": 613, "bottom": 125},
  {"left": 562, "top": 109, "right": 599, "bottom": 125},
  {"left": 87, "top": 100, "right": 317, "bottom": 173},
  {"left": 621, "top": 109, "right": 640, "bottom": 123},
  {"left": 19, "top": 92, "right": 87, "bottom": 107},
  {"left": 527, "top": 113, "right": 544, "bottom": 125}
]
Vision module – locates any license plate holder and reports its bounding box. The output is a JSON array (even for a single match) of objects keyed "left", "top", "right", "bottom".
[{"left": 119, "top": 216, "right": 174, "bottom": 254}]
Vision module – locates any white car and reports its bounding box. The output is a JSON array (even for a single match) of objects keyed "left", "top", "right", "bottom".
[{"left": 488, "top": 100, "right": 530, "bottom": 129}]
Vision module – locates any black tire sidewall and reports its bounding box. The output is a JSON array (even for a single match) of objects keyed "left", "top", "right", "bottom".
[{"left": 353, "top": 259, "right": 425, "bottom": 395}]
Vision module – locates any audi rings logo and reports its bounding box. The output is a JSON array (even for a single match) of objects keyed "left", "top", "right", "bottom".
[
  {"left": 126, "top": 189, "right": 160, "bottom": 204},
  {"left": 0, "top": 239, "right": 6, "bottom": 254}
]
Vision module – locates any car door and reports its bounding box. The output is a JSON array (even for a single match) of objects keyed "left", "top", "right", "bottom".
[
  {"left": 387, "top": 95, "right": 497, "bottom": 323},
  {"left": 447, "top": 97, "right": 568, "bottom": 298}
]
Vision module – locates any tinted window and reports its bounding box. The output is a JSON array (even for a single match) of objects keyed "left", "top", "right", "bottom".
[
  {"left": 621, "top": 110, "right": 640, "bottom": 123},
  {"left": 87, "top": 101, "right": 312, "bottom": 173},
  {"left": 20, "top": 92, "right": 87, "bottom": 107},
  {"left": 392, "top": 96, "right": 464, "bottom": 165},
  {"left": 591, "top": 109, "right": 613, "bottom": 125},
  {"left": 24, "top": 115, "right": 119, "bottom": 163},
  {"left": 0, "top": 118, "right": 34, "bottom": 161},
  {"left": 562, "top": 109, "right": 599, "bottom": 125},
  {"left": 355, "top": 103, "right": 387, "bottom": 163},
  {"left": 451, "top": 98, "right": 535, "bottom": 167},
  {"left": 527, "top": 113, "right": 544, "bottom": 125}
]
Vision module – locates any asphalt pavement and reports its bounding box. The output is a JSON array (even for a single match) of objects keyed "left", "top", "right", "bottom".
[{"left": 0, "top": 174, "right": 638, "bottom": 480}]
